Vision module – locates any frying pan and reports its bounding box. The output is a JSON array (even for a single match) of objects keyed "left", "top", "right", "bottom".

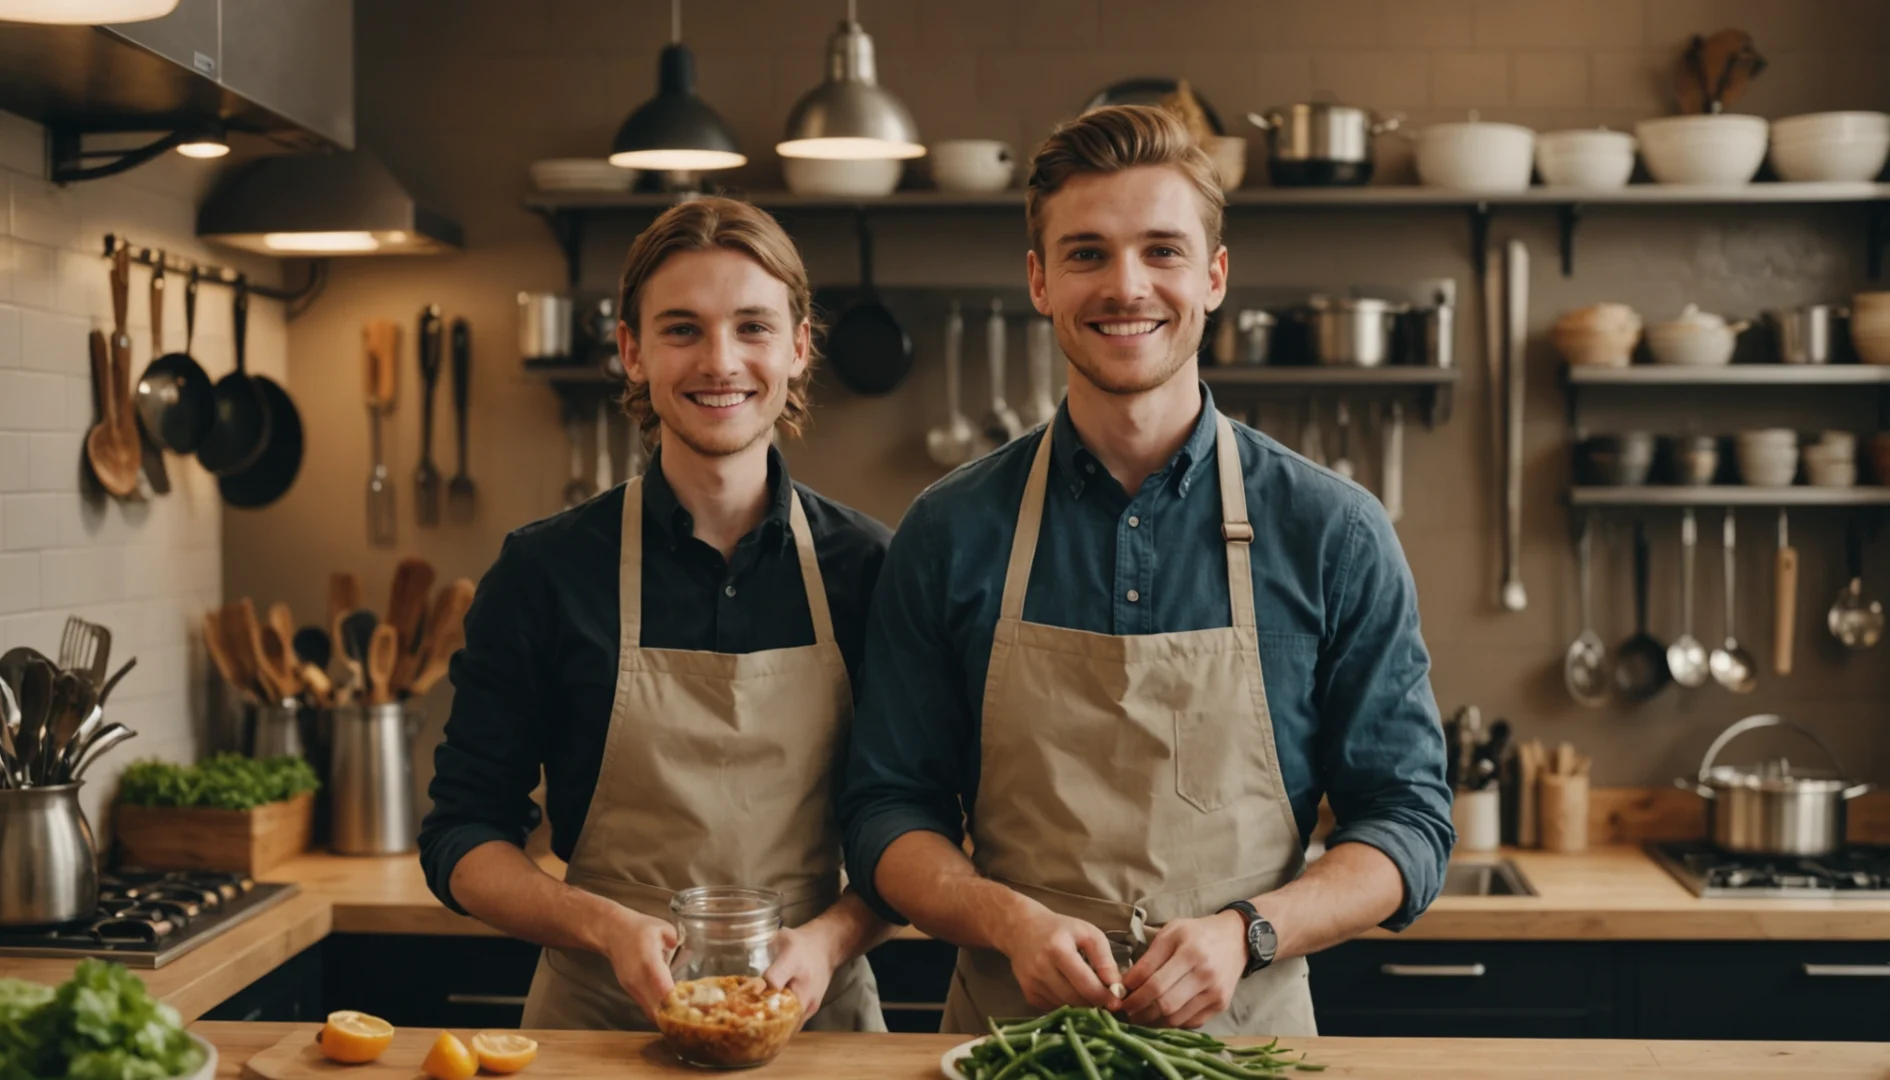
[
  {"left": 824, "top": 216, "right": 912, "bottom": 396},
  {"left": 218, "top": 373, "right": 304, "bottom": 508},
  {"left": 135, "top": 264, "right": 215, "bottom": 454},
  {"left": 196, "top": 280, "right": 272, "bottom": 475}
]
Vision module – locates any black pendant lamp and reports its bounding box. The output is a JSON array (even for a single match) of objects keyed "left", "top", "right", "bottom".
[{"left": 608, "top": 0, "right": 745, "bottom": 173}]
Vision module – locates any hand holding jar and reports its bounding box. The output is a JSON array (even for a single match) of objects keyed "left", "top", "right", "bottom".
[{"left": 655, "top": 887, "right": 803, "bottom": 1069}]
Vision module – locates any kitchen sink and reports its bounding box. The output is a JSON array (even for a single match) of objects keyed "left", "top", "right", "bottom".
[{"left": 1439, "top": 860, "right": 1537, "bottom": 897}]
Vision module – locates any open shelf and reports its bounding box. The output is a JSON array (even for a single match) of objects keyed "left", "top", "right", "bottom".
[
  {"left": 1202, "top": 365, "right": 1458, "bottom": 428},
  {"left": 1567, "top": 364, "right": 1890, "bottom": 386},
  {"left": 1570, "top": 486, "right": 1890, "bottom": 507}
]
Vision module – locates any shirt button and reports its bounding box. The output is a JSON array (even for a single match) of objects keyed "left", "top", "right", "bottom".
[
  {"left": 1086, "top": 463, "right": 1096, "bottom": 474},
  {"left": 1126, "top": 589, "right": 1140, "bottom": 603},
  {"left": 1127, "top": 516, "right": 1140, "bottom": 528},
  {"left": 723, "top": 584, "right": 737, "bottom": 598}
]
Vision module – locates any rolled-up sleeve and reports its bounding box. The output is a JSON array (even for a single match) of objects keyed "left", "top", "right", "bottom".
[
  {"left": 839, "top": 496, "right": 973, "bottom": 924},
  {"left": 1316, "top": 498, "right": 1455, "bottom": 930},
  {"left": 419, "top": 535, "right": 550, "bottom": 915}
]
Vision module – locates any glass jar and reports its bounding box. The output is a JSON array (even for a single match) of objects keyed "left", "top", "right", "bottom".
[{"left": 657, "top": 887, "right": 801, "bottom": 1069}]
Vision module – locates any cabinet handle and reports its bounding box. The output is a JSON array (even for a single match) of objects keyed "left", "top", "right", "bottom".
[
  {"left": 444, "top": 993, "right": 530, "bottom": 1006},
  {"left": 1378, "top": 963, "right": 1486, "bottom": 978},
  {"left": 1802, "top": 964, "right": 1890, "bottom": 978}
]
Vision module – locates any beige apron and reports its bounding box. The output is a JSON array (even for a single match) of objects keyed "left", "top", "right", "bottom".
[
  {"left": 941, "top": 413, "right": 1316, "bottom": 1038},
  {"left": 521, "top": 476, "right": 884, "bottom": 1032}
]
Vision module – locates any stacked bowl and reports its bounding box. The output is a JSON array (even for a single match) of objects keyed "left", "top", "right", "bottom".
[
  {"left": 1770, "top": 111, "right": 1890, "bottom": 183},
  {"left": 1536, "top": 129, "right": 1637, "bottom": 190},
  {"left": 1635, "top": 115, "right": 1769, "bottom": 186},
  {"left": 1804, "top": 431, "right": 1857, "bottom": 488},
  {"left": 1553, "top": 303, "right": 1642, "bottom": 368},
  {"left": 1735, "top": 429, "right": 1800, "bottom": 487}
]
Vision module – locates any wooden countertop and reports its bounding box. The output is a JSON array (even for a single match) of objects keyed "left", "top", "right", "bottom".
[
  {"left": 194, "top": 1023, "right": 1890, "bottom": 1079},
  {"left": 7, "top": 845, "right": 1890, "bottom": 1024}
]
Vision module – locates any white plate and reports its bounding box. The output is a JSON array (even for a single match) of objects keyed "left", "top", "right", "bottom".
[
  {"left": 174, "top": 1032, "right": 218, "bottom": 1080},
  {"left": 939, "top": 1036, "right": 986, "bottom": 1077}
]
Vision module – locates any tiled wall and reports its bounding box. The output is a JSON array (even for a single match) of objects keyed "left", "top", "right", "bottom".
[
  {"left": 220, "top": 0, "right": 1890, "bottom": 794},
  {"left": 0, "top": 110, "right": 289, "bottom": 831}
]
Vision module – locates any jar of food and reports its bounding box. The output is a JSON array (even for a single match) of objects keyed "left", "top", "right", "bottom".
[{"left": 656, "top": 887, "right": 801, "bottom": 1069}]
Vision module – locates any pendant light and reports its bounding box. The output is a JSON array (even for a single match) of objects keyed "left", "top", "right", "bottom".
[
  {"left": 777, "top": 0, "right": 923, "bottom": 161},
  {"left": 0, "top": 0, "right": 178, "bottom": 22},
  {"left": 607, "top": 0, "right": 745, "bottom": 173}
]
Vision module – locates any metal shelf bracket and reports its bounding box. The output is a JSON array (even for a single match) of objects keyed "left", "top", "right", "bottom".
[{"left": 1557, "top": 203, "right": 1583, "bottom": 277}]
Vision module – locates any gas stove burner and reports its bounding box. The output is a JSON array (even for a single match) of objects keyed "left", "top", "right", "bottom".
[
  {"left": 0, "top": 878, "right": 298, "bottom": 968},
  {"left": 1650, "top": 841, "right": 1890, "bottom": 899}
]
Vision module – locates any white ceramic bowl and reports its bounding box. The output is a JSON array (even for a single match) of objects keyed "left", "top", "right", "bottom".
[
  {"left": 1737, "top": 427, "right": 1798, "bottom": 446},
  {"left": 1810, "top": 430, "right": 1857, "bottom": 456},
  {"left": 1635, "top": 115, "right": 1768, "bottom": 186},
  {"left": 782, "top": 156, "right": 903, "bottom": 197},
  {"left": 1554, "top": 326, "right": 1639, "bottom": 367},
  {"left": 1807, "top": 458, "right": 1858, "bottom": 488},
  {"left": 1772, "top": 110, "right": 1890, "bottom": 144},
  {"left": 930, "top": 139, "right": 1015, "bottom": 193},
  {"left": 1537, "top": 129, "right": 1637, "bottom": 189},
  {"left": 1771, "top": 134, "right": 1890, "bottom": 182},
  {"left": 1415, "top": 121, "right": 1536, "bottom": 191},
  {"left": 1737, "top": 446, "right": 1800, "bottom": 487}
]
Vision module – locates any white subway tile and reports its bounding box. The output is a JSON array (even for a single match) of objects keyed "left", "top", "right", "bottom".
[
  {"left": 0, "top": 115, "right": 45, "bottom": 176},
  {"left": 0, "top": 433, "right": 26, "bottom": 492},
  {"left": 56, "top": 249, "right": 112, "bottom": 323},
  {"left": 27, "top": 430, "right": 85, "bottom": 489},
  {"left": 0, "top": 238, "right": 13, "bottom": 304},
  {"left": 10, "top": 175, "right": 82, "bottom": 252},
  {"left": 9, "top": 242, "right": 59, "bottom": 312},
  {"left": 64, "top": 374, "right": 94, "bottom": 431},
  {"left": 0, "top": 304, "right": 18, "bottom": 368},
  {"left": 0, "top": 609, "right": 60, "bottom": 652},
  {"left": 0, "top": 551, "right": 38, "bottom": 614},
  {"left": 40, "top": 545, "right": 125, "bottom": 608},
  {"left": 2, "top": 492, "right": 62, "bottom": 550},
  {"left": 0, "top": 370, "right": 67, "bottom": 431},
  {"left": 19, "top": 308, "right": 87, "bottom": 375},
  {"left": 57, "top": 488, "right": 122, "bottom": 547}
]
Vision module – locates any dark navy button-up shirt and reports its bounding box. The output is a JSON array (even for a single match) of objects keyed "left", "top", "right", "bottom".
[{"left": 839, "top": 385, "right": 1454, "bottom": 930}]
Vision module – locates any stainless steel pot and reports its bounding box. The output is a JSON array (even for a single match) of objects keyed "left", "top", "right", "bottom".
[
  {"left": 328, "top": 703, "right": 423, "bottom": 856},
  {"left": 1301, "top": 297, "right": 1407, "bottom": 367},
  {"left": 1247, "top": 102, "right": 1401, "bottom": 187},
  {"left": 0, "top": 783, "right": 97, "bottom": 927},
  {"left": 517, "top": 292, "right": 574, "bottom": 361},
  {"left": 1675, "top": 714, "right": 1875, "bottom": 857},
  {"left": 1765, "top": 304, "right": 1847, "bottom": 365}
]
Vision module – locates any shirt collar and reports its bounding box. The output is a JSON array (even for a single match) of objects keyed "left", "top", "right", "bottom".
[
  {"left": 1050, "top": 381, "right": 1220, "bottom": 500},
  {"left": 642, "top": 444, "right": 795, "bottom": 551}
]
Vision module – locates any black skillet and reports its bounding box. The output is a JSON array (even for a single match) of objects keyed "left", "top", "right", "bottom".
[
  {"left": 195, "top": 280, "right": 272, "bottom": 476},
  {"left": 135, "top": 264, "right": 216, "bottom": 454},
  {"left": 824, "top": 216, "right": 913, "bottom": 396}
]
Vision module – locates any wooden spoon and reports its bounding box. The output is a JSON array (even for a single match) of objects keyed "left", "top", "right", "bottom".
[
  {"left": 202, "top": 611, "right": 252, "bottom": 703},
  {"left": 399, "top": 577, "right": 474, "bottom": 694},
  {"left": 267, "top": 603, "right": 297, "bottom": 660},
  {"left": 259, "top": 624, "right": 303, "bottom": 701},
  {"left": 366, "top": 623, "right": 399, "bottom": 706},
  {"left": 85, "top": 330, "right": 140, "bottom": 497},
  {"left": 386, "top": 557, "right": 437, "bottom": 684},
  {"left": 222, "top": 601, "right": 269, "bottom": 702}
]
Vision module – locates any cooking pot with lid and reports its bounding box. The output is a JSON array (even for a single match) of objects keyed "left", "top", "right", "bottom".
[
  {"left": 1247, "top": 101, "right": 1401, "bottom": 187},
  {"left": 1674, "top": 714, "right": 1875, "bottom": 857}
]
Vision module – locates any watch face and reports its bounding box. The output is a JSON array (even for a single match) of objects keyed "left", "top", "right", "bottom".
[{"left": 1246, "top": 917, "right": 1277, "bottom": 965}]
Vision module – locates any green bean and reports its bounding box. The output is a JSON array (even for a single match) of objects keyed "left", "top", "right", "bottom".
[
  {"left": 1065, "top": 1020, "right": 1106, "bottom": 1080},
  {"left": 1100, "top": 1031, "right": 1188, "bottom": 1080},
  {"left": 988, "top": 1016, "right": 1022, "bottom": 1059}
]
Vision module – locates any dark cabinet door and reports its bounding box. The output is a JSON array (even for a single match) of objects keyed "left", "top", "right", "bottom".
[
  {"left": 1309, "top": 940, "right": 1622, "bottom": 1038},
  {"left": 866, "top": 939, "right": 956, "bottom": 1034},
  {"left": 202, "top": 943, "right": 324, "bottom": 1023},
  {"left": 322, "top": 934, "right": 541, "bottom": 1029},
  {"left": 1636, "top": 943, "right": 1890, "bottom": 1042}
]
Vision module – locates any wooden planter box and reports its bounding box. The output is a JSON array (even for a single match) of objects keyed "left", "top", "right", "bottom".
[{"left": 115, "top": 791, "right": 315, "bottom": 876}]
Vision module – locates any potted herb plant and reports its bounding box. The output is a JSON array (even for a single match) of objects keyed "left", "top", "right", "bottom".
[{"left": 114, "top": 754, "right": 320, "bottom": 875}]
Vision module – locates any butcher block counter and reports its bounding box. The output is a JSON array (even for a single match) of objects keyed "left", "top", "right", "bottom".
[
  {"left": 194, "top": 1024, "right": 1890, "bottom": 1079},
  {"left": 5, "top": 846, "right": 1890, "bottom": 1023}
]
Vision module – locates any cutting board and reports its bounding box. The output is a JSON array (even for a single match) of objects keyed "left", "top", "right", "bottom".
[{"left": 240, "top": 1028, "right": 948, "bottom": 1079}]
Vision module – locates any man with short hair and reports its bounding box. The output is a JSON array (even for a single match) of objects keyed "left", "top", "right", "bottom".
[
  {"left": 421, "top": 197, "right": 892, "bottom": 1032},
  {"left": 839, "top": 106, "right": 1453, "bottom": 1036}
]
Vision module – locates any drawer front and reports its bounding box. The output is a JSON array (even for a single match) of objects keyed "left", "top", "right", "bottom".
[
  {"left": 323, "top": 934, "right": 541, "bottom": 1028},
  {"left": 203, "top": 945, "right": 324, "bottom": 1022},
  {"left": 1317, "top": 1009, "right": 1615, "bottom": 1039},
  {"left": 1636, "top": 942, "right": 1890, "bottom": 1042},
  {"left": 1310, "top": 941, "right": 1612, "bottom": 1013},
  {"left": 867, "top": 939, "right": 957, "bottom": 1007}
]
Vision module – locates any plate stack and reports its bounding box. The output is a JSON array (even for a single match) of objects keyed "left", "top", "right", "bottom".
[{"left": 529, "top": 159, "right": 637, "bottom": 192}]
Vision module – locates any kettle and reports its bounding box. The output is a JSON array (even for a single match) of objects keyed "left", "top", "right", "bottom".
[{"left": 0, "top": 784, "right": 98, "bottom": 926}]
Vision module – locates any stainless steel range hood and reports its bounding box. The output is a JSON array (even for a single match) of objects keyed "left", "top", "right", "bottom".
[{"left": 197, "top": 150, "right": 463, "bottom": 256}]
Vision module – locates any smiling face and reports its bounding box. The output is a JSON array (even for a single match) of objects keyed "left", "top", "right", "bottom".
[
  {"left": 619, "top": 247, "right": 810, "bottom": 459},
  {"left": 1027, "top": 164, "right": 1227, "bottom": 397}
]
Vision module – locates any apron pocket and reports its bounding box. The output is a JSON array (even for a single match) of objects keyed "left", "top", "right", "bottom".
[{"left": 1174, "top": 710, "right": 1241, "bottom": 812}]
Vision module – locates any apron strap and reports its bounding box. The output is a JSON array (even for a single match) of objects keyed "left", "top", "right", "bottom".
[
  {"left": 1214, "top": 413, "right": 1256, "bottom": 630},
  {"left": 620, "top": 473, "right": 837, "bottom": 649},
  {"left": 1002, "top": 417, "right": 1254, "bottom": 628},
  {"left": 621, "top": 475, "right": 647, "bottom": 647},
  {"left": 998, "top": 430, "right": 1057, "bottom": 622},
  {"left": 788, "top": 491, "right": 837, "bottom": 646}
]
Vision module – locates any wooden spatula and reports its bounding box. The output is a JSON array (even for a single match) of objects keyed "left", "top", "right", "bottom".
[
  {"left": 386, "top": 557, "right": 437, "bottom": 676},
  {"left": 201, "top": 611, "right": 254, "bottom": 704},
  {"left": 366, "top": 623, "right": 399, "bottom": 706},
  {"left": 400, "top": 578, "right": 476, "bottom": 696},
  {"left": 85, "top": 330, "right": 140, "bottom": 497}
]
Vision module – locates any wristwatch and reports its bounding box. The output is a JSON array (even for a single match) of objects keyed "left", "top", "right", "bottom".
[{"left": 1218, "top": 900, "right": 1277, "bottom": 977}]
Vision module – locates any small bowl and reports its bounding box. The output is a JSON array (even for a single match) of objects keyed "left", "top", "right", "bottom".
[
  {"left": 1658, "top": 434, "right": 1721, "bottom": 486},
  {"left": 1736, "top": 427, "right": 1798, "bottom": 447},
  {"left": 1554, "top": 326, "right": 1639, "bottom": 367},
  {"left": 1577, "top": 433, "right": 1655, "bottom": 486},
  {"left": 1736, "top": 443, "right": 1801, "bottom": 487},
  {"left": 1807, "top": 459, "right": 1858, "bottom": 488}
]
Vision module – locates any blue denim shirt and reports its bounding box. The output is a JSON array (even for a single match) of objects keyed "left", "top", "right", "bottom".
[{"left": 839, "top": 385, "right": 1454, "bottom": 930}]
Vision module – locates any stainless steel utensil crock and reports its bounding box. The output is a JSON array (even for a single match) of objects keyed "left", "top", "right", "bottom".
[
  {"left": 1766, "top": 304, "right": 1845, "bottom": 365},
  {"left": 0, "top": 783, "right": 97, "bottom": 926},
  {"left": 1675, "top": 713, "right": 1874, "bottom": 856},
  {"left": 327, "top": 702, "right": 422, "bottom": 855},
  {"left": 516, "top": 292, "right": 574, "bottom": 361}
]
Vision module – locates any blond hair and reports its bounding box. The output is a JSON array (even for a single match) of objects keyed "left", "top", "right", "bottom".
[
  {"left": 1024, "top": 104, "right": 1225, "bottom": 254},
  {"left": 617, "top": 197, "right": 817, "bottom": 445}
]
